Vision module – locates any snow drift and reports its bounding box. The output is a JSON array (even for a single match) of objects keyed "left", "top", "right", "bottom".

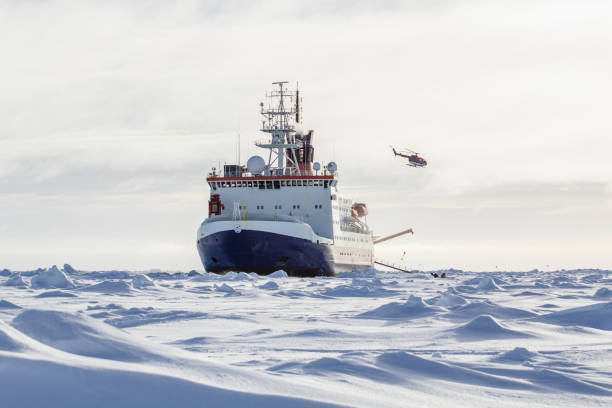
[
  {"left": 80, "top": 280, "right": 133, "bottom": 294},
  {"left": 11, "top": 309, "right": 161, "bottom": 362},
  {"left": 3, "top": 273, "right": 29, "bottom": 288},
  {"left": 451, "top": 315, "right": 532, "bottom": 340},
  {"left": 537, "top": 301, "right": 612, "bottom": 330},
  {"left": 358, "top": 295, "right": 442, "bottom": 320},
  {"left": 30, "top": 265, "right": 75, "bottom": 289},
  {"left": 132, "top": 274, "right": 157, "bottom": 289}
]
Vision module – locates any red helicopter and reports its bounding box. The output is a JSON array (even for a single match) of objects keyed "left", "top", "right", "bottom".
[{"left": 391, "top": 147, "right": 428, "bottom": 167}]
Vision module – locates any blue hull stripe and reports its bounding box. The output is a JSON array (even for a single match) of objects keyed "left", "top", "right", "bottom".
[{"left": 197, "top": 229, "right": 337, "bottom": 277}]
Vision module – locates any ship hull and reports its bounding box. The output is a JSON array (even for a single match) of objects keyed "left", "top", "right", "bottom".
[{"left": 197, "top": 229, "right": 335, "bottom": 277}]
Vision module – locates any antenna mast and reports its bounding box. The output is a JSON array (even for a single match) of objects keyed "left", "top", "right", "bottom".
[{"left": 256, "top": 81, "right": 301, "bottom": 175}]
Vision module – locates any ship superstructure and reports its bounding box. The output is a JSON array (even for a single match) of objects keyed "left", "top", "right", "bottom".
[{"left": 197, "top": 82, "right": 374, "bottom": 276}]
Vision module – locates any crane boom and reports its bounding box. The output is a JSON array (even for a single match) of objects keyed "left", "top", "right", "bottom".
[{"left": 373, "top": 228, "right": 414, "bottom": 245}]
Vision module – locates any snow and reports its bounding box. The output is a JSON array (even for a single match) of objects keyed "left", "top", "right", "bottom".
[
  {"left": 428, "top": 290, "right": 468, "bottom": 308},
  {"left": 132, "top": 274, "right": 156, "bottom": 289},
  {"left": 1, "top": 267, "right": 612, "bottom": 407},
  {"left": 536, "top": 301, "right": 612, "bottom": 330},
  {"left": 477, "top": 276, "right": 504, "bottom": 291},
  {"left": 268, "top": 270, "right": 289, "bottom": 278},
  {"left": 30, "top": 265, "right": 75, "bottom": 289},
  {"left": 3, "top": 273, "right": 29, "bottom": 288},
  {"left": 258, "top": 281, "right": 280, "bottom": 290},
  {"left": 493, "top": 347, "right": 538, "bottom": 363},
  {"left": 594, "top": 287, "right": 611, "bottom": 298},
  {"left": 35, "top": 290, "right": 78, "bottom": 298},
  {"left": 451, "top": 315, "right": 532, "bottom": 340},
  {"left": 0, "top": 299, "right": 21, "bottom": 309},
  {"left": 214, "top": 283, "right": 237, "bottom": 294},
  {"left": 80, "top": 280, "right": 133, "bottom": 294},
  {"left": 358, "top": 295, "right": 443, "bottom": 320}
]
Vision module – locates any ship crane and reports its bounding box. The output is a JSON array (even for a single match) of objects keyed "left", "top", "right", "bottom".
[
  {"left": 373, "top": 228, "right": 414, "bottom": 273},
  {"left": 373, "top": 228, "right": 414, "bottom": 245}
]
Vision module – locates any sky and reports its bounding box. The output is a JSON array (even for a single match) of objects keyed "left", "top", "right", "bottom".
[{"left": 1, "top": 0, "right": 611, "bottom": 271}]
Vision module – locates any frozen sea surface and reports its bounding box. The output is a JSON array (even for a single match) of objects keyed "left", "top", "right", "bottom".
[{"left": 1, "top": 266, "right": 611, "bottom": 407}]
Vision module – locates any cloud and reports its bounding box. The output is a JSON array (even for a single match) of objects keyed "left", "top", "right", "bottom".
[{"left": 0, "top": 0, "right": 610, "bottom": 269}]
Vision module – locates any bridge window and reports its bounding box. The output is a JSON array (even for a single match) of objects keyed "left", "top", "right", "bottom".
[
  {"left": 274, "top": 181, "right": 280, "bottom": 189},
  {"left": 266, "top": 181, "right": 273, "bottom": 189},
  {"left": 292, "top": 180, "right": 297, "bottom": 186},
  {"left": 324, "top": 181, "right": 329, "bottom": 189},
  {"left": 259, "top": 181, "right": 265, "bottom": 189},
  {"left": 281, "top": 180, "right": 286, "bottom": 187}
]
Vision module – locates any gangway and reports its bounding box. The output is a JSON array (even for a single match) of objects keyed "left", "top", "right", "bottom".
[{"left": 374, "top": 259, "right": 412, "bottom": 273}]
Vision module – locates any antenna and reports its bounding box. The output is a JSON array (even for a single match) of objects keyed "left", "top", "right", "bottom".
[{"left": 255, "top": 81, "right": 302, "bottom": 175}]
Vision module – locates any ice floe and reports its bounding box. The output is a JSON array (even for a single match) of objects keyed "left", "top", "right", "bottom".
[{"left": 1, "top": 267, "right": 611, "bottom": 407}]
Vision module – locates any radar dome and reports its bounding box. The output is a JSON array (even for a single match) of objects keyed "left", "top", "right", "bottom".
[
  {"left": 247, "top": 155, "right": 266, "bottom": 175},
  {"left": 313, "top": 162, "right": 321, "bottom": 171},
  {"left": 327, "top": 162, "right": 337, "bottom": 174}
]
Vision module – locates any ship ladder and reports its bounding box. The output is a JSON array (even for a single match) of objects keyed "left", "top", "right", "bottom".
[{"left": 374, "top": 259, "right": 412, "bottom": 273}]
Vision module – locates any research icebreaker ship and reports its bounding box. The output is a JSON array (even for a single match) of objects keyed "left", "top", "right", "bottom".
[{"left": 197, "top": 82, "right": 374, "bottom": 276}]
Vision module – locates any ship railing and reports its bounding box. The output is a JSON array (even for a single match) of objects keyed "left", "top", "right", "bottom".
[
  {"left": 203, "top": 213, "right": 303, "bottom": 224},
  {"left": 207, "top": 168, "right": 333, "bottom": 178}
]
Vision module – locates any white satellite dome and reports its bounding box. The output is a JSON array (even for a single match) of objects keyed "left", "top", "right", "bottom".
[
  {"left": 313, "top": 162, "right": 321, "bottom": 171},
  {"left": 247, "top": 155, "right": 266, "bottom": 175},
  {"left": 327, "top": 161, "right": 337, "bottom": 174}
]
